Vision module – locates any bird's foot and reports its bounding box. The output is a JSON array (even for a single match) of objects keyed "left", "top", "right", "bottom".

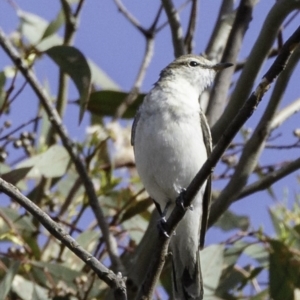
[{"left": 176, "top": 188, "right": 194, "bottom": 211}]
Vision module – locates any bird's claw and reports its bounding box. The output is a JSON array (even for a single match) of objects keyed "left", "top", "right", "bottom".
[
  {"left": 157, "top": 216, "right": 169, "bottom": 238},
  {"left": 176, "top": 188, "right": 187, "bottom": 211}
]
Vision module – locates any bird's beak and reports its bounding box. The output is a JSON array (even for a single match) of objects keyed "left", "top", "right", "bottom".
[{"left": 212, "top": 62, "right": 233, "bottom": 71}]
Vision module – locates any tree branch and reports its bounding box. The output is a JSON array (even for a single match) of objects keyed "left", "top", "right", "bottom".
[
  {"left": 209, "top": 26, "right": 300, "bottom": 226},
  {"left": 206, "top": 0, "right": 256, "bottom": 127},
  {"left": 0, "top": 177, "right": 127, "bottom": 300},
  {"left": 211, "top": 0, "right": 300, "bottom": 142},
  {"left": 0, "top": 27, "right": 124, "bottom": 273},
  {"left": 271, "top": 97, "right": 300, "bottom": 130},
  {"left": 235, "top": 157, "right": 300, "bottom": 200},
  {"left": 184, "top": 0, "right": 198, "bottom": 53},
  {"left": 161, "top": 0, "right": 186, "bottom": 57}
]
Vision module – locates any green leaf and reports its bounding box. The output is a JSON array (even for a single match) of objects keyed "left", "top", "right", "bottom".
[
  {"left": 40, "top": 10, "right": 65, "bottom": 41},
  {"left": 201, "top": 244, "right": 224, "bottom": 296},
  {"left": 214, "top": 210, "right": 249, "bottom": 232},
  {"left": 16, "top": 145, "right": 70, "bottom": 178},
  {"left": 120, "top": 198, "right": 153, "bottom": 223},
  {"left": 269, "top": 240, "right": 300, "bottom": 300},
  {"left": 88, "top": 59, "right": 120, "bottom": 90},
  {"left": 244, "top": 243, "right": 268, "bottom": 266},
  {"left": 85, "top": 90, "right": 145, "bottom": 119},
  {"left": 249, "top": 289, "right": 269, "bottom": 300},
  {"left": 1, "top": 167, "right": 32, "bottom": 185},
  {"left": 0, "top": 261, "right": 20, "bottom": 299},
  {"left": 18, "top": 10, "right": 62, "bottom": 51},
  {"left": 0, "top": 71, "right": 6, "bottom": 110},
  {"left": 46, "top": 45, "right": 91, "bottom": 123},
  {"left": 12, "top": 275, "right": 50, "bottom": 300}
]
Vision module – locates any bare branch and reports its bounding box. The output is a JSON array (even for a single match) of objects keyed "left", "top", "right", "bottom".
[
  {"left": 184, "top": 0, "right": 198, "bottom": 53},
  {"left": 114, "top": 0, "right": 148, "bottom": 36},
  {"left": 236, "top": 157, "right": 300, "bottom": 200},
  {"left": 0, "top": 28, "right": 124, "bottom": 273},
  {"left": 161, "top": 0, "right": 186, "bottom": 57},
  {"left": 114, "top": 33, "right": 155, "bottom": 119},
  {"left": 205, "top": 0, "right": 235, "bottom": 61},
  {"left": 206, "top": 0, "right": 257, "bottom": 127},
  {"left": 271, "top": 97, "right": 300, "bottom": 130},
  {"left": 0, "top": 177, "right": 127, "bottom": 300},
  {"left": 212, "top": 0, "right": 300, "bottom": 142}
]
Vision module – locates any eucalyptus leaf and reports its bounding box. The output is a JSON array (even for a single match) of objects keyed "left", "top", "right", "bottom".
[
  {"left": 46, "top": 45, "right": 91, "bottom": 123},
  {"left": 201, "top": 244, "right": 224, "bottom": 296},
  {"left": 40, "top": 10, "right": 65, "bottom": 41},
  {"left": 85, "top": 90, "right": 145, "bottom": 119},
  {"left": 16, "top": 144, "right": 70, "bottom": 178},
  {"left": 0, "top": 261, "right": 20, "bottom": 299},
  {"left": 214, "top": 210, "right": 249, "bottom": 232},
  {"left": 1, "top": 167, "right": 32, "bottom": 185}
]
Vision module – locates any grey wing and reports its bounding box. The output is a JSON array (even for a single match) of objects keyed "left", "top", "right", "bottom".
[
  {"left": 199, "top": 110, "right": 212, "bottom": 249},
  {"left": 131, "top": 110, "right": 140, "bottom": 146}
]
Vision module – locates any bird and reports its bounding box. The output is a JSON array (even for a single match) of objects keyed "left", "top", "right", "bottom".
[{"left": 131, "top": 54, "right": 232, "bottom": 299}]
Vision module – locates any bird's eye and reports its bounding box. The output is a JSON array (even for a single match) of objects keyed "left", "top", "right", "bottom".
[{"left": 189, "top": 61, "right": 199, "bottom": 67}]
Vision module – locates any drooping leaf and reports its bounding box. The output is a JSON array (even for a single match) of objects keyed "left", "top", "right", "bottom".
[
  {"left": 40, "top": 10, "right": 65, "bottom": 41},
  {"left": 0, "top": 261, "right": 20, "bottom": 299},
  {"left": 1, "top": 167, "right": 32, "bottom": 185},
  {"left": 201, "top": 244, "right": 224, "bottom": 296},
  {"left": 46, "top": 45, "right": 91, "bottom": 123},
  {"left": 214, "top": 210, "right": 250, "bottom": 232},
  {"left": 85, "top": 90, "right": 145, "bottom": 119},
  {"left": 16, "top": 144, "right": 70, "bottom": 178}
]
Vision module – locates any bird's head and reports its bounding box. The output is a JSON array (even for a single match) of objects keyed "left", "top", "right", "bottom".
[{"left": 159, "top": 54, "right": 233, "bottom": 95}]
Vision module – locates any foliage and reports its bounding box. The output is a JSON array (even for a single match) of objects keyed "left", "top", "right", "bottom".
[{"left": 0, "top": 1, "right": 300, "bottom": 300}]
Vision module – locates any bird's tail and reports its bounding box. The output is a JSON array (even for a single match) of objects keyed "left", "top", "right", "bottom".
[{"left": 170, "top": 214, "right": 203, "bottom": 299}]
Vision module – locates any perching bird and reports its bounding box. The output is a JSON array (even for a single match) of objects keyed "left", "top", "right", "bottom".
[{"left": 131, "top": 54, "right": 232, "bottom": 299}]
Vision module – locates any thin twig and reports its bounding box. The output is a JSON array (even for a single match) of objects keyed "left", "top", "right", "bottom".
[
  {"left": 114, "top": 0, "right": 148, "bottom": 36},
  {"left": 114, "top": 36, "right": 154, "bottom": 119}
]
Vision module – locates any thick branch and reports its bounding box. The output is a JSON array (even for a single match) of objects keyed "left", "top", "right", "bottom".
[
  {"left": 206, "top": 0, "right": 256, "bottom": 127},
  {"left": 0, "top": 178, "right": 127, "bottom": 300},
  {"left": 137, "top": 25, "right": 300, "bottom": 299},
  {"left": 0, "top": 28, "right": 123, "bottom": 273},
  {"left": 209, "top": 26, "right": 300, "bottom": 226},
  {"left": 212, "top": 0, "right": 300, "bottom": 142},
  {"left": 271, "top": 97, "right": 300, "bottom": 130},
  {"left": 161, "top": 0, "right": 186, "bottom": 57}
]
